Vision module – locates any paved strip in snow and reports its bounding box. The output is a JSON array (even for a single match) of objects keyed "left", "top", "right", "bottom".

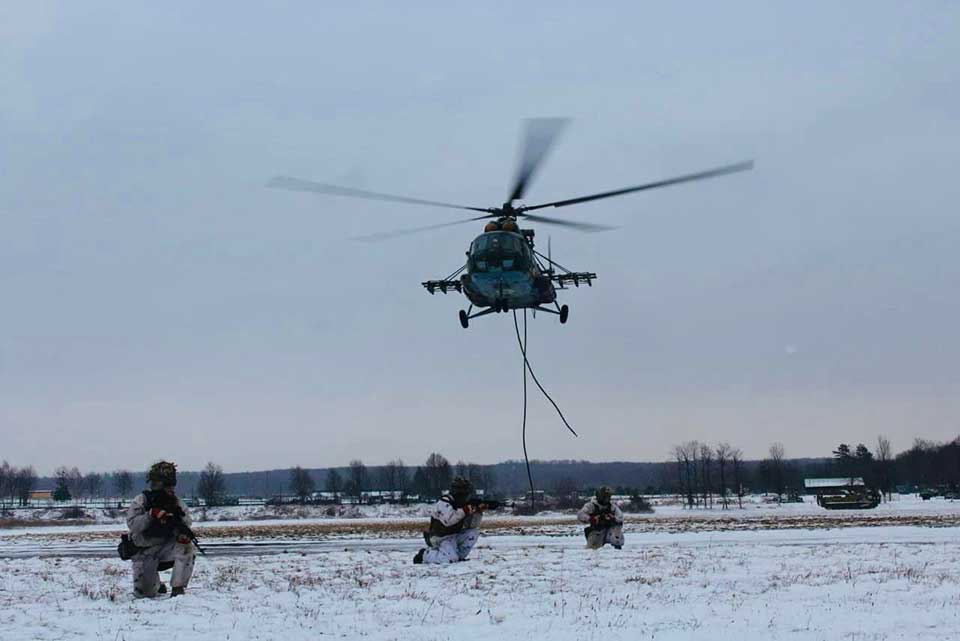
[{"left": 1, "top": 525, "right": 955, "bottom": 559}]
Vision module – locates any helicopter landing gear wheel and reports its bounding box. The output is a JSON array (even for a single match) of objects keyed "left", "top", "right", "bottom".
[
  {"left": 559, "top": 304, "right": 569, "bottom": 324},
  {"left": 459, "top": 310, "right": 469, "bottom": 329}
]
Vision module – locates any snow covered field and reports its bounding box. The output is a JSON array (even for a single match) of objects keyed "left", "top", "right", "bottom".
[
  {"left": 3, "top": 496, "right": 959, "bottom": 639},
  {"left": 2, "top": 526, "right": 959, "bottom": 640}
]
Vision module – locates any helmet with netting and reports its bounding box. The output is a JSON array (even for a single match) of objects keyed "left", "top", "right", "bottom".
[
  {"left": 450, "top": 477, "right": 473, "bottom": 500},
  {"left": 147, "top": 460, "right": 178, "bottom": 487}
]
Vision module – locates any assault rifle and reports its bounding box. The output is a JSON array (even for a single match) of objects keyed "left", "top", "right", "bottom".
[
  {"left": 422, "top": 497, "right": 506, "bottom": 545},
  {"left": 467, "top": 497, "right": 503, "bottom": 511},
  {"left": 118, "top": 498, "right": 207, "bottom": 560},
  {"left": 585, "top": 509, "right": 621, "bottom": 534},
  {"left": 167, "top": 512, "right": 207, "bottom": 556},
  {"left": 145, "top": 491, "right": 207, "bottom": 556}
]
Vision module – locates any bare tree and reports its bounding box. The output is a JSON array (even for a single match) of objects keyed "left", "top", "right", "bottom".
[
  {"left": 0, "top": 461, "right": 11, "bottom": 509},
  {"left": 113, "top": 470, "right": 133, "bottom": 499},
  {"left": 671, "top": 445, "right": 686, "bottom": 507},
  {"left": 348, "top": 460, "right": 368, "bottom": 503},
  {"left": 553, "top": 477, "right": 580, "bottom": 509},
  {"left": 379, "top": 459, "right": 409, "bottom": 502},
  {"left": 411, "top": 466, "right": 429, "bottom": 498},
  {"left": 15, "top": 467, "right": 36, "bottom": 506},
  {"left": 424, "top": 453, "right": 452, "bottom": 500},
  {"left": 326, "top": 469, "right": 342, "bottom": 504},
  {"left": 699, "top": 443, "right": 714, "bottom": 508},
  {"left": 84, "top": 472, "right": 103, "bottom": 500},
  {"left": 672, "top": 442, "right": 699, "bottom": 509},
  {"left": 731, "top": 448, "right": 745, "bottom": 508},
  {"left": 875, "top": 435, "right": 893, "bottom": 501},
  {"left": 768, "top": 442, "right": 786, "bottom": 503},
  {"left": 715, "top": 443, "right": 732, "bottom": 509},
  {"left": 197, "top": 462, "right": 227, "bottom": 506},
  {"left": 65, "top": 467, "right": 83, "bottom": 501},
  {"left": 692, "top": 441, "right": 705, "bottom": 507},
  {"left": 481, "top": 466, "right": 497, "bottom": 495},
  {"left": 394, "top": 459, "right": 409, "bottom": 502},
  {"left": 289, "top": 466, "right": 315, "bottom": 504},
  {"left": 466, "top": 463, "right": 485, "bottom": 489},
  {"left": 379, "top": 461, "right": 399, "bottom": 493}
]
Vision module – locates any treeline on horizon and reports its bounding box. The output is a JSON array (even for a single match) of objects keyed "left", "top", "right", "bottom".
[{"left": 3, "top": 435, "right": 960, "bottom": 506}]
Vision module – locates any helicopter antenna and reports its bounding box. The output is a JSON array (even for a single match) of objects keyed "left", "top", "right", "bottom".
[{"left": 548, "top": 236, "right": 552, "bottom": 276}]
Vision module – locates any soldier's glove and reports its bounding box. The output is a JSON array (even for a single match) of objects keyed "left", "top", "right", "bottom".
[
  {"left": 150, "top": 508, "right": 169, "bottom": 523},
  {"left": 176, "top": 534, "right": 190, "bottom": 545}
]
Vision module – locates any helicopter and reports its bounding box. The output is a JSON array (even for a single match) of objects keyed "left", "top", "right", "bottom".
[{"left": 269, "top": 119, "right": 752, "bottom": 328}]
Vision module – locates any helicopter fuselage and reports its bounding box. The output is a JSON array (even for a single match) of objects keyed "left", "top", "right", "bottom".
[
  {"left": 421, "top": 224, "right": 596, "bottom": 327},
  {"left": 460, "top": 230, "right": 555, "bottom": 310}
]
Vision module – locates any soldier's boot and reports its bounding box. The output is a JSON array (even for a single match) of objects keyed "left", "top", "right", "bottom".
[
  {"left": 413, "top": 549, "right": 425, "bottom": 565},
  {"left": 157, "top": 583, "right": 168, "bottom": 595},
  {"left": 170, "top": 586, "right": 185, "bottom": 597}
]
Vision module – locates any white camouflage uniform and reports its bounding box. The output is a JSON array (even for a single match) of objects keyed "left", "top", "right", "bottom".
[
  {"left": 577, "top": 497, "right": 624, "bottom": 549},
  {"left": 126, "top": 492, "right": 196, "bottom": 597},
  {"left": 422, "top": 496, "right": 482, "bottom": 564}
]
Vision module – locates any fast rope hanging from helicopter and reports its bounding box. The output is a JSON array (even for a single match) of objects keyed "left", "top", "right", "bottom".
[{"left": 512, "top": 307, "right": 578, "bottom": 513}]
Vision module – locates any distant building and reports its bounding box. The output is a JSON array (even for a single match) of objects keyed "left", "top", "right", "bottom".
[{"left": 29, "top": 490, "right": 53, "bottom": 502}]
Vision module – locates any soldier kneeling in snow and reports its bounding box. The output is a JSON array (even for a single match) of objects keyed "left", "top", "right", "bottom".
[
  {"left": 125, "top": 461, "right": 196, "bottom": 598},
  {"left": 578, "top": 486, "right": 624, "bottom": 550},
  {"left": 414, "top": 477, "right": 491, "bottom": 564}
]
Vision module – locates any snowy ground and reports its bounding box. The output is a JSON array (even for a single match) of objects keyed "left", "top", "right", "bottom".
[{"left": 2, "top": 526, "right": 958, "bottom": 640}]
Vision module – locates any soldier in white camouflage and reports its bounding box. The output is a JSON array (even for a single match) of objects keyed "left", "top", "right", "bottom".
[
  {"left": 577, "top": 486, "right": 624, "bottom": 550},
  {"left": 413, "top": 477, "right": 493, "bottom": 564},
  {"left": 125, "top": 461, "right": 196, "bottom": 598}
]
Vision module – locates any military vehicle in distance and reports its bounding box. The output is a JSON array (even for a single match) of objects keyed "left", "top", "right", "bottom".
[{"left": 805, "top": 478, "right": 881, "bottom": 510}]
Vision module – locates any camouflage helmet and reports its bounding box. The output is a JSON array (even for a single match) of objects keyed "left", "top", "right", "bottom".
[
  {"left": 595, "top": 486, "right": 613, "bottom": 504},
  {"left": 450, "top": 476, "right": 473, "bottom": 498},
  {"left": 147, "top": 460, "right": 177, "bottom": 487}
]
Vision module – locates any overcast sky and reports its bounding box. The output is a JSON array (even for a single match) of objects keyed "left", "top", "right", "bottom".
[{"left": 2, "top": 3, "right": 959, "bottom": 475}]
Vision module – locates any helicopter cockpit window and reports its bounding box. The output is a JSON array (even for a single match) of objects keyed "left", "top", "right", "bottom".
[{"left": 470, "top": 232, "right": 528, "bottom": 273}]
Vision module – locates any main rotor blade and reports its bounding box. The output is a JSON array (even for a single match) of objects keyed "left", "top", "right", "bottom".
[
  {"left": 519, "top": 160, "right": 754, "bottom": 212},
  {"left": 351, "top": 214, "right": 492, "bottom": 242},
  {"left": 268, "top": 176, "right": 491, "bottom": 213},
  {"left": 508, "top": 118, "right": 570, "bottom": 203},
  {"left": 520, "top": 212, "right": 615, "bottom": 232}
]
